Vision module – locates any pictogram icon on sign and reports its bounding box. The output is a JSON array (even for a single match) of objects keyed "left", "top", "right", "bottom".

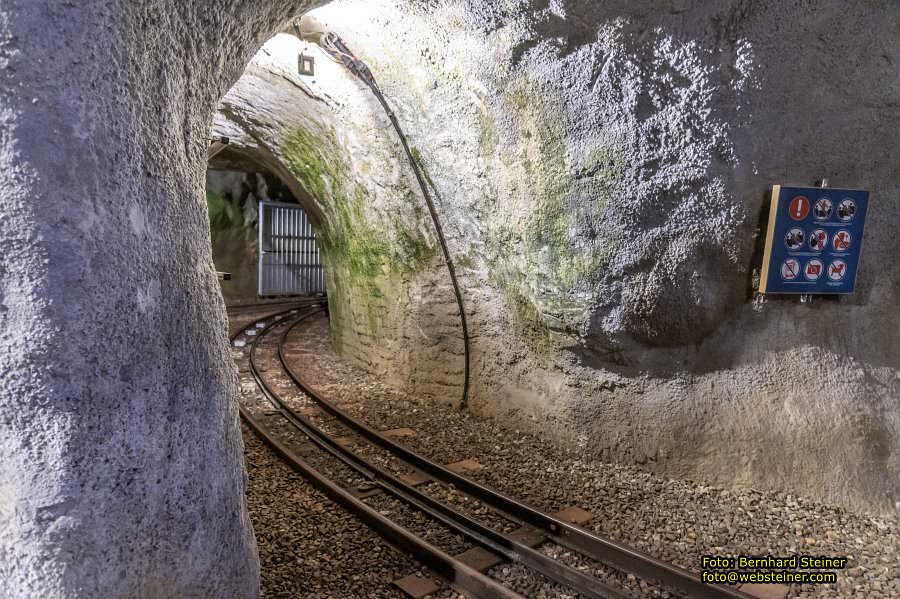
[
  {"left": 789, "top": 196, "right": 810, "bottom": 220},
  {"left": 831, "top": 230, "right": 851, "bottom": 252},
  {"left": 785, "top": 228, "right": 805, "bottom": 250},
  {"left": 828, "top": 259, "right": 847, "bottom": 281},
  {"left": 781, "top": 258, "right": 800, "bottom": 280},
  {"left": 813, "top": 197, "right": 833, "bottom": 220},
  {"left": 838, "top": 198, "right": 856, "bottom": 221},
  {"left": 808, "top": 229, "right": 828, "bottom": 252},
  {"left": 804, "top": 259, "right": 824, "bottom": 281}
]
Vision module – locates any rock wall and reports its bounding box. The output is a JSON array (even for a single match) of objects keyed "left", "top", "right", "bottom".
[
  {"left": 0, "top": 2, "right": 311, "bottom": 596},
  {"left": 219, "top": 0, "right": 900, "bottom": 516},
  {"left": 3, "top": 0, "right": 895, "bottom": 593},
  {"left": 212, "top": 34, "right": 464, "bottom": 399}
]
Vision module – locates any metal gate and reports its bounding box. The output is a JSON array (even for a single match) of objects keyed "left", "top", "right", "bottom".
[{"left": 258, "top": 201, "right": 325, "bottom": 296}]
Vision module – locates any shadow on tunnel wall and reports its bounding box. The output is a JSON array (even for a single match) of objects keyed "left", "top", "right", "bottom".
[{"left": 568, "top": 185, "right": 892, "bottom": 378}]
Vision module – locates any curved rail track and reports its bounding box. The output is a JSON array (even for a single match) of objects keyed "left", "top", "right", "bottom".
[{"left": 230, "top": 303, "right": 754, "bottom": 599}]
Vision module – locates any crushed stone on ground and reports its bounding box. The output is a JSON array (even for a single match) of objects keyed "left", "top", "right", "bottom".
[{"left": 234, "top": 308, "right": 900, "bottom": 598}]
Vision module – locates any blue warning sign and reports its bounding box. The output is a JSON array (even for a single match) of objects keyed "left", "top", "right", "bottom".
[{"left": 759, "top": 185, "right": 869, "bottom": 294}]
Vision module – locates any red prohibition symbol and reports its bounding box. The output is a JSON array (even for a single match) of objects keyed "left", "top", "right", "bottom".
[
  {"left": 809, "top": 229, "right": 828, "bottom": 252},
  {"left": 805, "top": 259, "right": 824, "bottom": 281},
  {"left": 789, "top": 196, "right": 810, "bottom": 220},
  {"left": 832, "top": 230, "right": 852, "bottom": 251},
  {"left": 828, "top": 259, "right": 848, "bottom": 281},
  {"left": 781, "top": 259, "right": 800, "bottom": 280}
]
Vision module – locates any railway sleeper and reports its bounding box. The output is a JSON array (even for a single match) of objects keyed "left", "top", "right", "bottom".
[{"left": 392, "top": 507, "right": 595, "bottom": 598}]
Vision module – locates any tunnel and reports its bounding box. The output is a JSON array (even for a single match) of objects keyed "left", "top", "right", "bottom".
[{"left": 1, "top": 1, "right": 898, "bottom": 598}]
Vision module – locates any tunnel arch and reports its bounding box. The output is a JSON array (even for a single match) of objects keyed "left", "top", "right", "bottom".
[
  {"left": 212, "top": 0, "right": 900, "bottom": 520},
  {"left": 2, "top": 1, "right": 900, "bottom": 596},
  {"left": 210, "top": 28, "right": 466, "bottom": 406}
]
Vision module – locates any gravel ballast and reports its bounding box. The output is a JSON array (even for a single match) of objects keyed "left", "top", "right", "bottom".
[
  {"left": 232, "top": 306, "right": 415, "bottom": 598},
  {"left": 232, "top": 307, "right": 900, "bottom": 598}
]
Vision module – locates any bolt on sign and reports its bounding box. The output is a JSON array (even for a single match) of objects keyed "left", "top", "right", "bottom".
[{"left": 759, "top": 185, "right": 869, "bottom": 294}]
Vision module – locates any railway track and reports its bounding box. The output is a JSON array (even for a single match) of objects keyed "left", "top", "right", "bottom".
[
  {"left": 230, "top": 304, "right": 755, "bottom": 599},
  {"left": 225, "top": 297, "right": 326, "bottom": 315}
]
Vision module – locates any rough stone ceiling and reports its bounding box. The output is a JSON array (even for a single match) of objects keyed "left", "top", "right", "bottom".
[{"left": 211, "top": 0, "right": 900, "bottom": 517}]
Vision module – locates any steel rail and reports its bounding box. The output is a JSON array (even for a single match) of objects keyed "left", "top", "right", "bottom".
[
  {"left": 240, "top": 408, "right": 524, "bottom": 599},
  {"left": 225, "top": 300, "right": 325, "bottom": 342},
  {"left": 247, "top": 311, "right": 632, "bottom": 599},
  {"left": 278, "top": 315, "right": 755, "bottom": 599},
  {"left": 234, "top": 309, "right": 523, "bottom": 599},
  {"left": 225, "top": 298, "right": 324, "bottom": 315}
]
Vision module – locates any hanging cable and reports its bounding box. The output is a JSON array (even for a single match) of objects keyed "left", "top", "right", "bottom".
[{"left": 313, "top": 31, "right": 471, "bottom": 410}]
